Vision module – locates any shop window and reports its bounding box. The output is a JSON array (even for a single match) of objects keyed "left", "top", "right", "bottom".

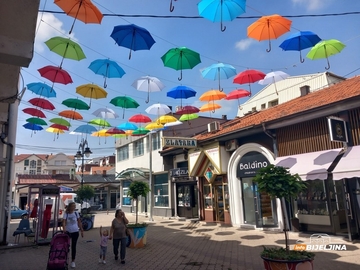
[
  {"left": 117, "top": 145, "right": 129, "bottom": 161},
  {"left": 122, "top": 180, "right": 131, "bottom": 205},
  {"left": 203, "top": 185, "right": 213, "bottom": 209},
  {"left": 154, "top": 174, "right": 169, "bottom": 207},
  {"left": 133, "top": 139, "right": 144, "bottom": 157},
  {"left": 177, "top": 185, "right": 195, "bottom": 207}
]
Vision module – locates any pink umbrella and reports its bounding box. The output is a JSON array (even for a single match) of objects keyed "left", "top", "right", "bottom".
[{"left": 225, "top": 89, "right": 251, "bottom": 106}]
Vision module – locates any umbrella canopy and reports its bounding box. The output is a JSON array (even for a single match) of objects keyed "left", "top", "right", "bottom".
[
  {"left": 59, "top": 110, "right": 83, "bottom": 120},
  {"left": 23, "top": 123, "right": 43, "bottom": 131},
  {"left": 28, "top": 98, "right": 55, "bottom": 110},
  {"left": 175, "top": 105, "right": 200, "bottom": 115},
  {"left": 132, "top": 127, "right": 150, "bottom": 136},
  {"left": 233, "top": 69, "right": 266, "bottom": 93},
  {"left": 201, "top": 63, "right": 237, "bottom": 91},
  {"left": 132, "top": 76, "right": 165, "bottom": 103},
  {"left": 50, "top": 124, "right": 69, "bottom": 131},
  {"left": 164, "top": 120, "right": 183, "bottom": 127},
  {"left": 225, "top": 89, "right": 251, "bottom": 106},
  {"left": 145, "top": 122, "right": 164, "bottom": 130},
  {"left": 46, "top": 127, "right": 65, "bottom": 134},
  {"left": 167, "top": 85, "right": 197, "bottom": 106},
  {"left": 156, "top": 115, "right": 177, "bottom": 124},
  {"left": 76, "top": 83, "right": 107, "bottom": 107},
  {"left": 49, "top": 118, "right": 71, "bottom": 127},
  {"left": 106, "top": 127, "right": 125, "bottom": 135},
  {"left": 145, "top": 103, "right": 171, "bottom": 116},
  {"left": 199, "top": 89, "right": 227, "bottom": 102},
  {"left": 92, "top": 129, "right": 112, "bottom": 137},
  {"left": 23, "top": 108, "right": 46, "bottom": 118},
  {"left": 54, "top": 0, "right": 103, "bottom": 34},
  {"left": 118, "top": 122, "right": 138, "bottom": 131},
  {"left": 110, "top": 24, "right": 156, "bottom": 59},
  {"left": 199, "top": 103, "right": 221, "bottom": 112},
  {"left": 161, "top": 47, "right": 201, "bottom": 80},
  {"left": 26, "top": 117, "right": 47, "bottom": 126},
  {"left": 38, "top": 65, "right": 73, "bottom": 84},
  {"left": 88, "top": 59, "right": 126, "bottom": 88},
  {"left": 110, "top": 96, "right": 140, "bottom": 118},
  {"left": 45, "top": 36, "right": 86, "bottom": 62},
  {"left": 279, "top": 31, "right": 321, "bottom": 63},
  {"left": 258, "top": 71, "right": 290, "bottom": 95},
  {"left": 62, "top": 98, "right": 90, "bottom": 110},
  {"left": 198, "top": 0, "right": 246, "bottom": 31},
  {"left": 129, "top": 114, "right": 152, "bottom": 124},
  {"left": 27, "top": 82, "right": 56, "bottom": 98},
  {"left": 92, "top": 108, "right": 119, "bottom": 119},
  {"left": 73, "top": 124, "right": 97, "bottom": 134},
  {"left": 179, "top": 113, "right": 199, "bottom": 121},
  {"left": 306, "top": 39, "right": 346, "bottom": 70},
  {"left": 88, "top": 118, "right": 111, "bottom": 127},
  {"left": 247, "top": 14, "right": 292, "bottom": 52}
]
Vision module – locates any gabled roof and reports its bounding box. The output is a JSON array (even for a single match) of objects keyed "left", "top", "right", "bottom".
[
  {"left": 14, "top": 154, "right": 48, "bottom": 163},
  {"left": 17, "top": 174, "right": 78, "bottom": 185},
  {"left": 196, "top": 75, "right": 360, "bottom": 141}
]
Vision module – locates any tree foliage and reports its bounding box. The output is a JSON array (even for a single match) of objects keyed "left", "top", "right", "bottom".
[
  {"left": 128, "top": 181, "right": 150, "bottom": 224},
  {"left": 76, "top": 184, "right": 95, "bottom": 202}
]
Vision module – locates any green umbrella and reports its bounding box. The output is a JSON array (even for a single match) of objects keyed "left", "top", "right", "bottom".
[
  {"left": 88, "top": 118, "right": 111, "bottom": 127},
  {"left": 161, "top": 47, "right": 201, "bottom": 81},
  {"left": 62, "top": 98, "right": 90, "bottom": 110},
  {"left": 110, "top": 96, "right": 140, "bottom": 118},
  {"left": 49, "top": 118, "right": 71, "bottom": 127},
  {"left": 45, "top": 36, "right": 86, "bottom": 63},
  {"left": 306, "top": 39, "right": 345, "bottom": 70},
  {"left": 26, "top": 117, "right": 47, "bottom": 126},
  {"left": 179, "top": 113, "right": 199, "bottom": 121},
  {"left": 132, "top": 127, "right": 150, "bottom": 136}
]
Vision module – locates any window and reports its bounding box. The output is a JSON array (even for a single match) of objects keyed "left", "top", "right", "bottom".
[
  {"left": 152, "top": 133, "right": 161, "bottom": 151},
  {"left": 268, "top": 99, "right": 278, "bottom": 107},
  {"left": 29, "top": 169, "right": 36, "bottom": 175},
  {"left": 154, "top": 174, "right": 169, "bottom": 207},
  {"left": 54, "top": 160, "right": 66, "bottom": 166},
  {"left": 24, "top": 160, "right": 29, "bottom": 166},
  {"left": 133, "top": 139, "right": 144, "bottom": 157},
  {"left": 122, "top": 180, "right": 131, "bottom": 205},
  {"left": 37, "top": 160, "right": 42, "bottom": 166},
  {"left": 251, "top": 107, "right": 257, "bottom": 112},
  {"left": 117, "top": 145, "right": 129, "bottom": 161},
  {"left": 30, "top": 160, "right": 36, "bottom": 168},
  {"left": 261, "top": 103, "right": 266, "bottom": 109},
  {"left": 37, "top": 167, "right": 41, "bottom": 173}
]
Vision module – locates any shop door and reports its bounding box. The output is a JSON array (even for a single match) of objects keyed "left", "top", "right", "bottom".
[
  {"left": 344, "top": 179, "right": 360, "bottom": 240},
  {"left": 214, "top": 185, "right": 224, "bottom": 222},
  {"left": 254, "top": 183, "right": 277, "bottom": 227}
]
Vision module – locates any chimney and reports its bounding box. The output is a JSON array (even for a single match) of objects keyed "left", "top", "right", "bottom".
[
  {"left": 222, "top": 115, "right": 227, "bottom": 120},
  {"left": 300, "top": 85, "right": 310, "bottom": 96},
  {"left": 102, "top": 170, "right": 107, "bottom": 177}
]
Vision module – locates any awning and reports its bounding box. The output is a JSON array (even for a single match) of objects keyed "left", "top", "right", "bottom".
[
  {"left": 115, "top": 168, "right": 150, "bottom": 180},
  {"left": 274, "top": 148, "right": 342, "bottom": 181},
  {"left": 332, "top": 146, "right": 360, "bottom": 180}
]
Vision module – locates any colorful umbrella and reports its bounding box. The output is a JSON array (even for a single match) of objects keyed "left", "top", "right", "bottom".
[
  {"left": 110, "top": 24, "right": 156, "bottom": 59},
  {"left": 156, "top": 115, "right": 177, "bottom": 125},
  {"left": 129, "top": 114, "right": 152, "bottom": 124},
  {"left": 145, "top": 122, "right": 164, "bottom": 130},
  {"left": 247, "top": 14, "right": 292, "bottom": 52},
  {"left": 73, "top": 124, "right": 97, "bottom": 134},
  {"left": 279, "top": 31, "right": 321, "bottom": 63},
  {"left": 26, "top": 117, "right": 47, "bottom": 126},
  {"left": 88, "top": 118, "right": 111, "bottom": 127},
  {"left": 76, "top": 84, "right": 107, "bottom": 107},
  {"left": 199, "top": 89, "right": 227, "bottom": 102},
  {"left": 50, "top": 124, "right": 69, "bottom": 131},
  {"left": 161, "top": 47, "right": 201, "bottom": 80},
  {"left": 132, "top": 76, "right": 165, "bottom": 103},
  {"left": 28, "top": 98, "right": 55, "bottom": 110},
  {"left": 110, "top": 96, "right": 140, "bottom": 118},
  {"left": 225, "top": 89, "right": 251, "bottom": 106},
  {"left": 23, "top": 123, "right": 43, "bottom": 131},
  {"left": 54, "top": 0, "right": 103, "bottom": 34},
  {"left": 306, "top": 39, "right": 346, "bottom": 70},
  {"left": 198, "top": 0, "right": 246, "bottom": 31},
  {"left": 199, "top": 103, "right": 221, "bottom": 112},
  {"left": 27, "top": 82, "right": 56, "bottom": 98},
  {"left": 88, "top": 59, "right": 126, "bottom": 88},
  {"left": 179, "top": 113, "right": 199, "bottom": 121},
  {"left": 62, "top": 98, "right": 89, "bottom": 110},
  {"left": 91, "top": 129, "right": 112, "bottom": 137},
  {"left": 59, "top": 110, "right": 83, "bottom": 120},
  {"left": 106, "top": 127, "right": 125, "bottom": 135},
  {"left": 46, "top": 127, "right": 65, "bottom": 140},
  {"left": 167, "top": 85, "right": 197, "bottom": 107},
  {"left": 145, "top": 103, "right": 171, "bottom": 116},
  {"left": 175, "top": 105, "right": 200, "bottom": 115},
  {"left": 92, "top": 108, "right": 119, "bottom": 119},
  {"left": 132, "top": 127, "right": 150, "bottom": 136},
  {"left": 258, "top": 71, "right": 290, "bottom": 95},
  {"left": 49, "top": 118, "right": 71, "bottom": 127},
  {"left": 233, "top": 69, "right": 266, "bottom": 93},
  {"left": 118, "top": 122, "right": 138, "bottom": 131},
  {"left": 164, "top": 120, "right": 183, "bottom": 127},
  {"left": 38, "top": 65, "right": 73, "bottom": 85},
  {"left": 201, "top": 63, "right": 237, "bottom": 91},
  {"left": 23, "top": 108, "right": 46, "bottom": 118}
]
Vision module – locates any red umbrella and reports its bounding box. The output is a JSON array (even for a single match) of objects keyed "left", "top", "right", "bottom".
[
  {"left": 233, "top": 69, "right": 266, "bottom": 94},
  {"left": 106, "top": 127, "right": 125, "bottom": 135},
  {"left": 23, "top": 108, "right": 46, "bottom": 118},
  {"left": 38, "top": 65, "right": 73, "bottom": 85},
  {"left": 50, "top": 124, "right": 69, "bottom": 131},
  {"left": 129, "top": 114, "right": 152, "bottom": 124},
  {"left": 225, "top": 89, "right": 251, "bottom": 106},
  {"left": 28, "top": 98, "right": 55, "bottom": 110},
  {"left": 175, "top": 105, "right": 200, "bottom": 115}
]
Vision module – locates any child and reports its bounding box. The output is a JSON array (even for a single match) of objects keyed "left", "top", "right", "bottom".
[{"left": 99, "top": 226, "right": 109, "bottom": 264}]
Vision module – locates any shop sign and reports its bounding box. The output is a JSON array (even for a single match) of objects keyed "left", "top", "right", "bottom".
[
  {"left": 163, "top": 137, "right": 197, "bottom": 148},
  {"left": 327, "top": 117, "right": 348, "bottom": 143},
  {"left": 170, "top": 167, "right": 189, "bottom": 177},
  {"left": 237, "top": 151, "right": 270, "bottom": 178}
]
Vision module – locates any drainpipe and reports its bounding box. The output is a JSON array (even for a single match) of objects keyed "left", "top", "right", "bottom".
[{"left": 262, "top": 123, "right": 278, "bottom": 157}]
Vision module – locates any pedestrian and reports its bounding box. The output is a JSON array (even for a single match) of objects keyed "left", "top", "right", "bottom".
[
  {"left": 99, "top": 226, "right": 109, "bottom": 264},
  {"left": 62, "top": 202, "right": 84, "bottom": 268},
  {"left": 109, "top": 209, "right": 129, "bottom": 264}
]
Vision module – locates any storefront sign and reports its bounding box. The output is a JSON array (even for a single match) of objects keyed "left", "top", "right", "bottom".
[
  {"left": 327, "top": 117, "right": 348, "bottom": 143},
  {"left": 163, "top": 137, "right": 197, "bottom": 148},
  {"left": 237, "top": 151, "right": 270, "bottom": 178},
  {"left": 170, "top": 167, "right": 189, "bottom": 177}
]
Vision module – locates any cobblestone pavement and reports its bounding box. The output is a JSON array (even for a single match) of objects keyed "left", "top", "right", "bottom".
[{"left": 1, "top": 212, "right": 360, "bottom": 270}]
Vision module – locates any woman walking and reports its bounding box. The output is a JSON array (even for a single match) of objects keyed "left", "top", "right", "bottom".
[
  {"left": 62, "top": 202, "right": 84, "bottom": 268},
  {"left": 109, "top": 209, "right": 129, "bottom": 264}
]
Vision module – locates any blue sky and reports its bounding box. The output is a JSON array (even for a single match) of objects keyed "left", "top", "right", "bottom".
[{"left": 17, "top": 0, "right": 360, "bottom": 156}]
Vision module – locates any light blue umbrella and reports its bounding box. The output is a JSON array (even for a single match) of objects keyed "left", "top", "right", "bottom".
[
  {"left": 73, "top": 124, "right": 97, "bottom": 134},
  {"left": 88, "top": 59, "right": 126, "bottom": 88},
  {"left": 198, "top": 0, "right": 246, "bottom": 31},
  {"left": 118, "top": 122, "right": 138, "bottom": 130},
  {"left": 201, "top": 63, "right": 237, "bottom": 91},
  {"left": 26, "top": 82, "right": 56, "bottom": 98}
]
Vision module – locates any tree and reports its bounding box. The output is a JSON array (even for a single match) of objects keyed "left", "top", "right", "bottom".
[
  {"left": 76, "top": 185, "right": 95, "bottom": 205},
  {"left": 127, "top": 181, "right": 150, "bottom": 224}
]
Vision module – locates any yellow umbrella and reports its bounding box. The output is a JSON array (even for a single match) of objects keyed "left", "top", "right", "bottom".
[
  {"left": 76, "top": 83, "right": 108, "bottom": 107},
  {"left": 199, "top": 103, "right": 222, "bottom": 112},
  {"left": 145, "top": 122, "right": 164, "bottom": 130},
  {"left": 91, "top": 129, "right": 111, "bottom": 137},
  {"left": 199, "top": 89, "right": 226, "bottom": 102},
  {"left": 156, "top": 115, "right": 177, "bottom": 124},
  {"left": 46, "top": 127, "right": 65, "bottom": 141}
]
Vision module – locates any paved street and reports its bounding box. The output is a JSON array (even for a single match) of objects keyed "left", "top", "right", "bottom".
[{"left": 1, "top": 211, "right": 360, "bottom": 270}]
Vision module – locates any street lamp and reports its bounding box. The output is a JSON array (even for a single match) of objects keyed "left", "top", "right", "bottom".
[{"left": 75, "top": 138, "right": 92, "bottom": 188}]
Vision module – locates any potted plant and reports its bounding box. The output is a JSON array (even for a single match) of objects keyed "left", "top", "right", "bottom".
[
  {"left": 76, "top": 185, "right": 95, "bottom": 230},
  {"left": 253, "top": 164, "right": 315, "bottom": 270},
  {"left": 126, "top": 180, "right": 150, "bottom": 248}
]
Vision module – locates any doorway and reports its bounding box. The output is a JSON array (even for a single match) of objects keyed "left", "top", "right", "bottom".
[{"left": 214, "top": 185, "right": 224, "bottom": 222}]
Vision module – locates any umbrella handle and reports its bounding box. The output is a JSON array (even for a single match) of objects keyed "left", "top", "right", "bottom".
[
  {"left": 325, "top": 57, "right": 330, "bottom": 70},
  {"left": 178, "top": 70, "right": 183, "bottom": 81},
  {"left": 170, "top": 0, "right": 175, "bottom": 12},
  {"left": 300, "top": 51, "right": 305, "bottom": 63},
  {"left": 129, "top": 49, "right": 132, "bottom": 60},
  {"left": 221, "top": 22, "right": 226, "bottom": 32},
  {"left": 266, "top": 40, "right": 272, "bottom": 52}
]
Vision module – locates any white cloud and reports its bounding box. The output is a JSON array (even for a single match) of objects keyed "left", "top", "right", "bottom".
[
  {"left": 291, "top": 0, "right": 329, "bottom": 11},
  {"left": 235, "top": 39, "right": 254, "bottom": 51}
]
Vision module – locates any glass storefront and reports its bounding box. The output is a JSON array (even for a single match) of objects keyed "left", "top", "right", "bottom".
[
  {"left": 122, "top": 180, "right": 131, "bottom": 206},
  {"left": 154, "top": 174, "right": 169, "bottom": 207}
]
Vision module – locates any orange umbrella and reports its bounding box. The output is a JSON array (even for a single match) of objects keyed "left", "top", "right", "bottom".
[
  {"left": 59, "top": 110, "right": 83, "bottom": 120},
  {"left": 54, "top": 0, "right": 104, "bottom": 34},
  {"left": 199, "top": 90, "right": 227, "bottom": 102},
  {"left": 247, "top": 14, "right": 292, "bottom": 52},
  {"left": 199, "top": 103, "right": 221, "bottom": 112}
]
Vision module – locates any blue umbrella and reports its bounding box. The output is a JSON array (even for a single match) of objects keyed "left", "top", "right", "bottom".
[
  {"left": 118, "top": 122, "right": 138, "bottom": 130},
  {"left": 26, "top": 82, "right": 56, "bottom": 98},
  {"left": 198, "top": 0, "right": 246, "bottom": 32},
  {"left": 201, "top": 63, "right": 237, "bottom": 91},
  {"left": 110, "top": 24, "right": 156, "bottom": 59},
  {"left": 279, "top": 31, "right": 321, "bottom": 63},
  {"left": 167, "top": 85, "right": 197, "bottom": 107},
  {"left": 73, "top": 124, "right": 97, "bottom": 134},
  {"left": 23, "top": 123, "right": 43, "bottom": 131},
  {"left": 88, "top": 59, "right": 126, "bottom": 88}
]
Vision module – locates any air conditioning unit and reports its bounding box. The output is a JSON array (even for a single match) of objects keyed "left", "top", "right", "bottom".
[
  {"left": 225, "top": 140, "right": 238, "bottom": 151},
  {"left": 207, "top": 121, "right": 220, "bottom": 133}
]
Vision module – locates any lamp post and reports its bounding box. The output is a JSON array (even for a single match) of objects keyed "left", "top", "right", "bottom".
[{"left": 75, "top": 138, "right": 92, "bottom": 188}]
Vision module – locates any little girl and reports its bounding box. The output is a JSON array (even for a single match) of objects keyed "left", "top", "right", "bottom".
[{"left": 99, "top": 226, "right": 109, "bottom": 264}]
